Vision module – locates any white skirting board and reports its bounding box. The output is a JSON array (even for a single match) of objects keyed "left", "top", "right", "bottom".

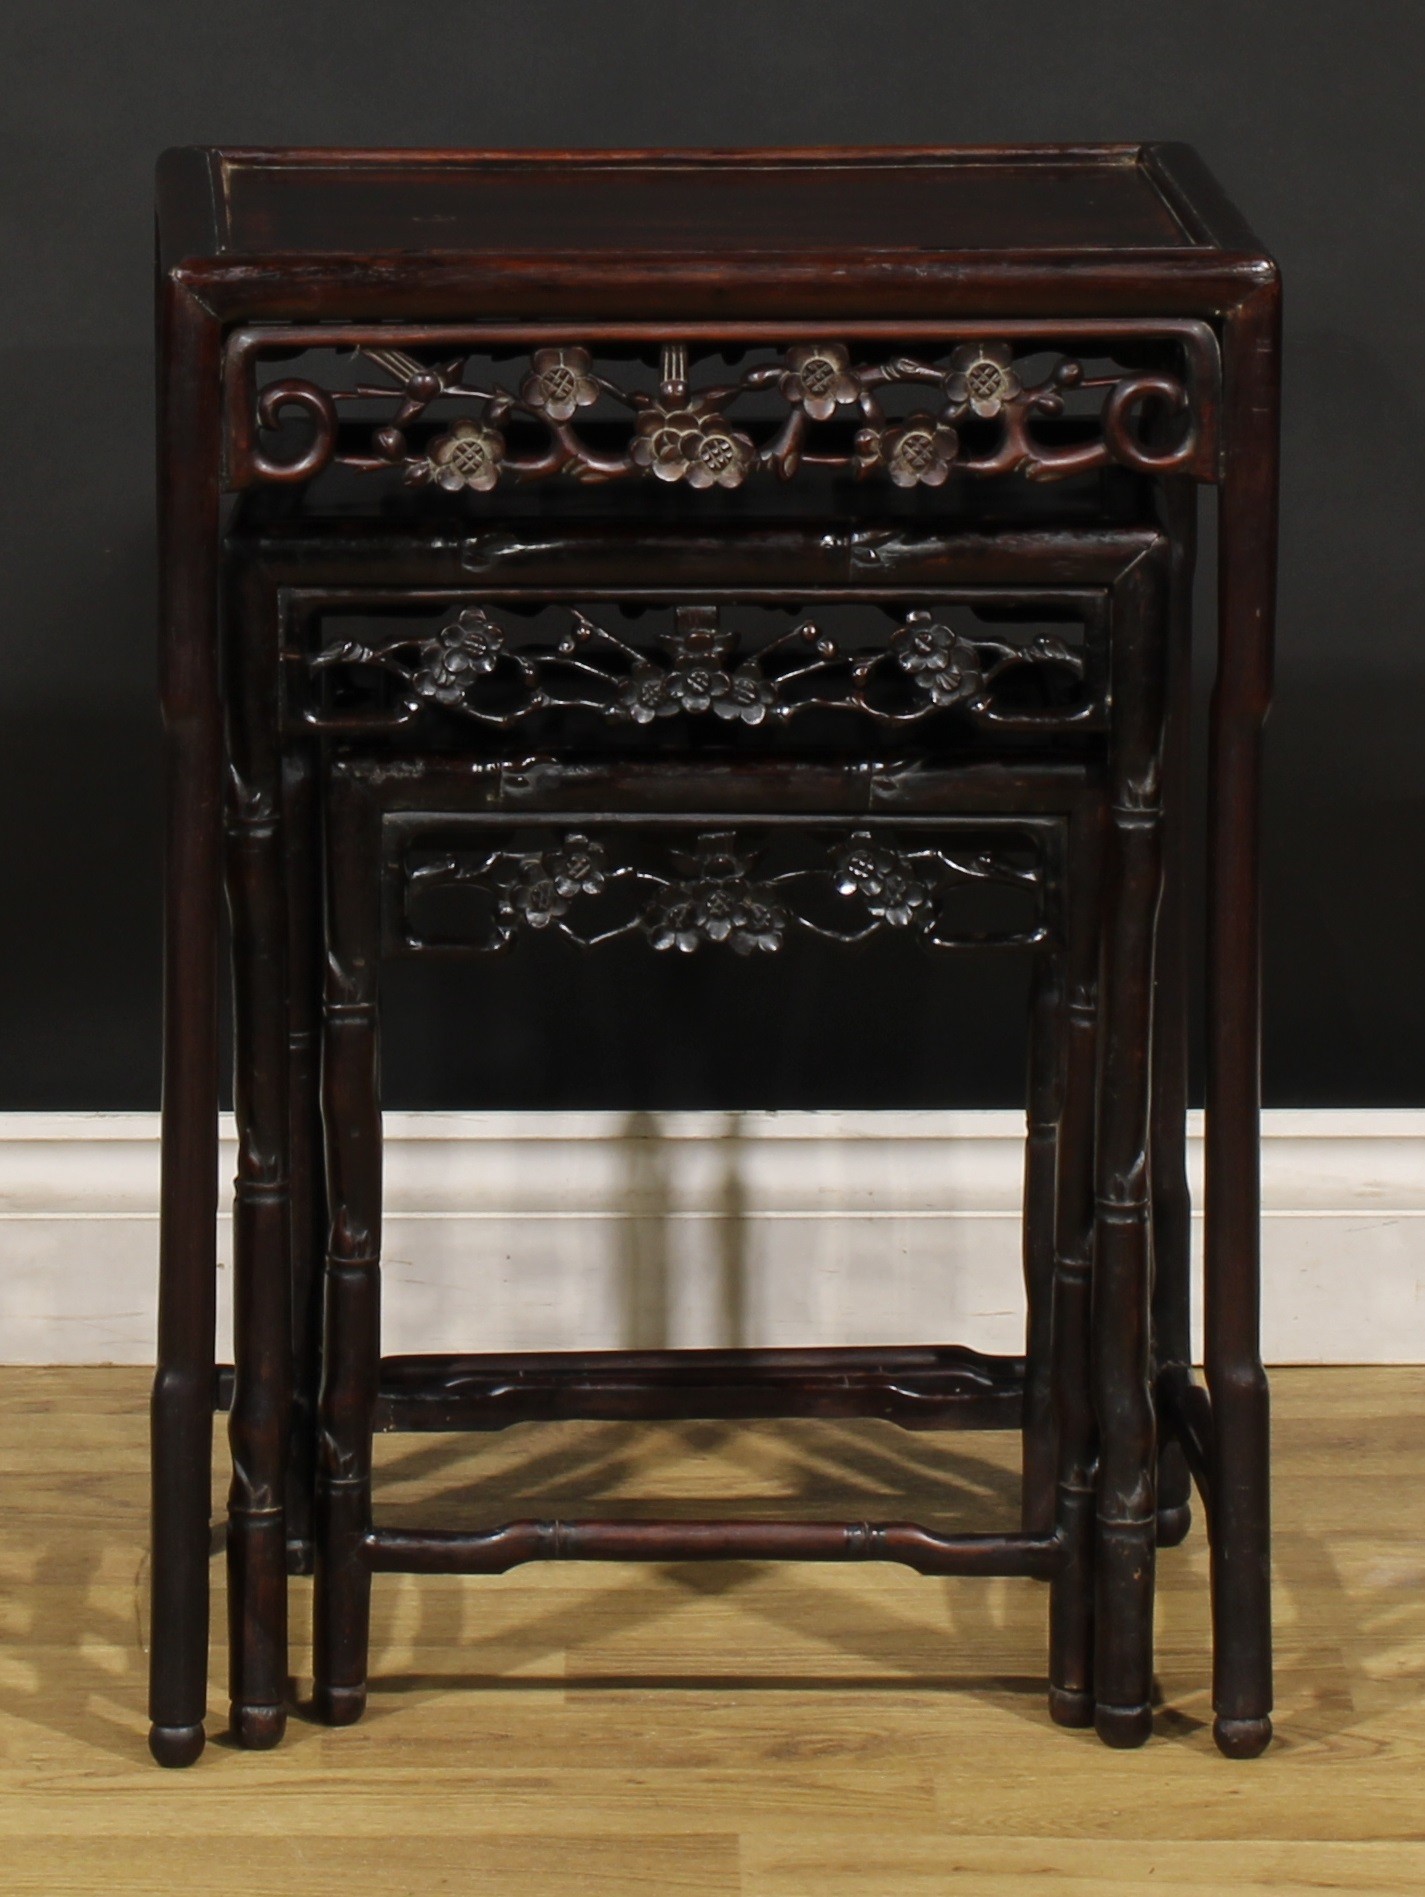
[{"left": 0, "top": 1109, "right": 1422, "bottom": 1365}]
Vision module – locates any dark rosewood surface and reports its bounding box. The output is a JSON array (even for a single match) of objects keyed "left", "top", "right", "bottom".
[
  {"left": 151, "top": 142, "right": 1278, "bottom": 1772},
  {"left": 156, "top": 145, "right": 1272, "bottom": 322},
  {"left": 205, "top": 148, "right": 1196, "bottom": 257}
]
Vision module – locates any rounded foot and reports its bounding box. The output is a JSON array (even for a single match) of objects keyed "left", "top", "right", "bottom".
[
  {"left": 1155, "top": 1500, "right": 1192, "bottom": 1548},
  {"left": 149, "top": 1722, "right": 206, "bottom": 1768},
  {"left": 286, "top": 1537, "right": 315, "bottom": 1578},
  {"left": 231, "top": 1702, "right": 286, "bottom": 1749},
  {"left": 313, "top": 1682, "right": 367, "bottom": 1726},
  {"left": 1095, "top": 1702, "right": 1153, "bottom": 1749},
  {"left": 1214, "top": 1713, "right": 1272, "bottom": 1759},
  {"left": 1048, "top": 1685, "right": 1094, "bottom": 1729}
]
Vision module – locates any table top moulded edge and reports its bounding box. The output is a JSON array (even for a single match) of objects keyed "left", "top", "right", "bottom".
[{"left": 155, "top": 144, "right": 1277, "bottom": 325}]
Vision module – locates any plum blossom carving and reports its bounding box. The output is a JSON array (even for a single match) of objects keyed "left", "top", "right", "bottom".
[
  {"left": 890, "top": 611, "right": 985, "bottom": 707},
  {"left": 873, "top": 414, "right": 960, "bottom": 488},
  {"left": 945, "top": 342, "right": 1022, "bottom": 419},
  {"left": 664, "top": 664, "right": 734, "bottom": 716},
  {"left": 247, "top": 335, "right": 1203, "bottom": 491},
  {"left": 643, "top": 849, "right": 788, "bottom": 954},
  {"left": 834, "top": 835, "right": 932, "bottom": 929},
  {"left": 307, "top": 600, "right": 1090, "bottom": 735},
  {"left": 403, "top": 827, "right": 1046, "bottom": 956},
  {"left": 617, "top": 669, "right": 678, "bottom": 724},
  {"left": 427, "top": 419, "right": 504, "bottom": 492},
  {"left": 779, "top": 342, "right": 860, "bottom": 421},
  {"left": 644, "top": 607, "right": 738, "bottom": 712},
  {"left": 413, "top": 609, "right": 505, "bottom": 706},
  {"left": 499, "top": 864, "right": 570, "bottom": 931},
  {"left": 630, "top": 406, "right": 755, "bottom": 489},
  {"left": 545, "top": 835, "right": 607, "bottom": 900},
  {"left": 520, "top": 346, "right": 600, "bottom": 423},
  {"left": 497, "top": 837, "right": 608, "bottom": 934},
  {"left": 646, "top": 885, "right": 787, "bottom": 956},
  {"left": 713, "top": 668, "right": 779, "bottom": 726},
  {"left": 612, "top": 658, "right": 781, "bottom": 728}
]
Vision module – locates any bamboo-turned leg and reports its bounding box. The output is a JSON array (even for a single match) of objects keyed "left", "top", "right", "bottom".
[
  {"left": 1152, "top": 479, "right": 1197, "bottom": 1550},
  {"left": 1048, "top": 800, "right": 1105, "bottom": 1727},
  {"left": 223, "top": 549, "right": 294, "bottom": 1748},
  {"left": 1092, "top": 548, "right": 1170, "bottom": 1751},
  {"left": 224, "top": 785, "right": 292, "bottom": 1745},
  {"left": 1205, "top": 285, "right": 1279, "bottom": 1761},
  {"left": 313, "top": 766, "right": 383, "bottom": 1725},
  {"left": 1021, "top": 915, "right": 1066, "bottom": 1537},
  {"left": 284, "top": 749, "right": 325, "bottom": 1577},
  {"left": 150, "top": 283, "right": 222, "bottom": 1770},
  {"left": 1091, "top": 809, "right": 1161, "bottom": 1747}
]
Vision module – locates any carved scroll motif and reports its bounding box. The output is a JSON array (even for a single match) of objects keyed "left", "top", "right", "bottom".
[
  {"left": 300, "top": 602, "right": 1095, "bottom": 736},
  {"left": 246, "top": 337, "right": 1199, "bottom": 490},
  {"left": 398, "top": 827, "right": 1047, "bottom": 956}
]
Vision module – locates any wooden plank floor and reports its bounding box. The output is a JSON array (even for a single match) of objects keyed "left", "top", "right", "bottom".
[{"left": 0, "top": 1367, "right": 1421, "bottom": 1894}]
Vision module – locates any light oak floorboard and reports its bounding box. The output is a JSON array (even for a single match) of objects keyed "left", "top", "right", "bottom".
[{"left": 0, "top": 1367, "right": 1421, "bottom": 1894}]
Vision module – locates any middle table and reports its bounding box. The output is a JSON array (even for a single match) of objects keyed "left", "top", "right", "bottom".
[{"left": 219, "top": 499, "right": 1179, "bottom": 1749}]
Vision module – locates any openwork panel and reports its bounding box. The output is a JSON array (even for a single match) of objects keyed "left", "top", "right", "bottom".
[
  {"left": 388, "top": 820, "right": 1051, "bottom": 958},
  {"left": 290, "top": 597, "right": 1104, "bottom": 743},
  {"left": 227, "top": 322, "right": 1219, "bottom": 492}
]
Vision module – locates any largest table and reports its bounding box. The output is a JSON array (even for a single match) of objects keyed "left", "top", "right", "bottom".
[{"left": 152, "top": 144, "right": 1279, "bottom": 1765}]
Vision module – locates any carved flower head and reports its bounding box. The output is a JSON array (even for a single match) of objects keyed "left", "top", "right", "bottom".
[
  {"left": 719, "top": 891, "right": 785, "bottom": 955},
  {"left": 875, "top": 415, "right": 960, "bottom": 488},
  {"left": 836, "top": 835, "right": 899, "bottom": 899},
  {"left": 501, "top": 864, "right": 569, "bottom": 931},
  {"left": 545, "top": 835, "right": 607, "bottom": 901},
  {"left": 665, "top": 664, "right": 732, "bottom": 716},
  {"left": 645, "top": 837, "right": 785, "bottom": 955},
  {"left": 646, "top": 882, "right": 785, "bottom": 956},
  {"left": 945, "top": 342, "right": 1022, "bottom": 419},
  {"left": 835, "top": 834, "right": 931, "bottom": 929},
  {"left": 429, "top": 419, "right": 505, "bottom": 492},
  {"left": 631, "top": 407, "right": 755, "bottom": 489},
  {"left": 890, "top": 612, "right": 984, "bottom": 707},
  {"left": 865, "top": 870, "right": 930, "bottom": 929},
  {"left": 520, "top": 346, "right": 600, "bottom": 424},
  {"left": 413, "top": 609, "right": 505, "bottom": 705},
  {"left": 779, "top": 343, "right": 860, "bottom": 422},
  {"left": 617, "top": 668, "right": 677, "bottom": 724},
  {"left": 713, "top": 667, "right": 779, "bottom": 727}
]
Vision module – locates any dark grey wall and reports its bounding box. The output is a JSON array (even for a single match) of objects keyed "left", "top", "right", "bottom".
[{"left": 3, "top": 2, "right": 1423, "bottom": 1108}]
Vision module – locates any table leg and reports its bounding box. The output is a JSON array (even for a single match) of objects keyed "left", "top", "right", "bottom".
[
  {"left": 1205, "top": 281, "right": 1279, "bottom": 1760},
  {"left": 1049, "top": 799, "right": 1105, "bottom": 1727},
  {"left": 1152, "top": 478, "right": 1198, "bottom": 1550},
  {"left": 1092, "top": 548, "right": 1170, "bottom": 1750},
  {"left": 1091, "top": 815, "right": 1161, "bottom": 1747},
  {"left": 222, "top": 552, "right": 292, "bottom": 1748},
  {"left": 313, "top": 768, "right": 383, "bottom": 1725},
  {"left": 1022, "top": 905, "right": 1066, "bottom": 1535},
  {"left": 284, "top": 747, "right": 325, "bottom": 1578},
  {"left": 149, "top": 283, "right": 222, "bottom": 1769}
]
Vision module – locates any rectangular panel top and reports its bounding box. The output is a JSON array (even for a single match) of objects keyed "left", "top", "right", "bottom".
[{"left": 158, "top": 145, "right": 1265, "bottom": 271}]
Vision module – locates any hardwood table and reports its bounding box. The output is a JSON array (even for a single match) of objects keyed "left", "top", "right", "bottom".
[
  {"left": 224, "top": 504, "right": 1173, "bottom": 1754},
  {"left": 152, "top": 145, "right": 1278, "bottom": 1767}
]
